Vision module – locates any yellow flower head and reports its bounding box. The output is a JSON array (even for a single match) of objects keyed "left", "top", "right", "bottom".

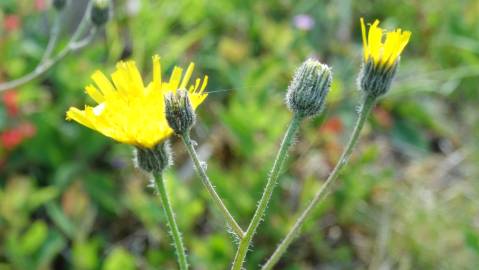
[
  {"left": 66, "top": 55, "right": 208, "bottom": 148},
  {"left": 360, "top": 18, "right": 411, "bottom": 68}
]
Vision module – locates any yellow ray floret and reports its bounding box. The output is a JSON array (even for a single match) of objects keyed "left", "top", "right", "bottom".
[
  {"left": 66, "top": 55, "right": 208, "bottom": 148},
  {"left": 360, "top": 18, "right": 411, "bottom": 67}
]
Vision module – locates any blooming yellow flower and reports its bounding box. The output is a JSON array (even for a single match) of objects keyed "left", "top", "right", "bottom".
[
  {"left": 360, "top": 18, "right": 411, "bottom": 68},
  {"left": 66, "top": 55, "right": 208, "bottom": 148}
]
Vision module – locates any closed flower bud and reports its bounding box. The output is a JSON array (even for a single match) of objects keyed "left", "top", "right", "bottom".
[
  {"left": 286, "top": 59, "right": 332, "bottom": 118},
  {"left": 165, "top": 89, "right": 196, "bottom": 135},
  {"left": 90, "top": 0, "right": 111, "bottom": 27},
  {"left": 53, "top": 0, "right": 68, "bottom": 10},
  {"left": 357, "top": 60, "right": 398, "bottom": 98},
  {"left": 134, "top": 142, "right": 172, "bottom": 174}
]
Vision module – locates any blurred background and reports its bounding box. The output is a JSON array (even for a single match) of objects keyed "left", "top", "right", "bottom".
[{"left": 1, "top": 0, "right": 479, "bottom": 269}]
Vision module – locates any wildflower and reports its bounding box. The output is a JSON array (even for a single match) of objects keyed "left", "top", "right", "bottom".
[
  {"left": 286, "top": 59, "right": 332, "bottom": 118},
  {"left": 66, "top": 55, "right": 208, "bottom": 149},
  {"left": 358, "top": 18, "right": 411, "bottom": 97},
  {"left": 293, "top": 14, "right": 315, "bottom": 31}
]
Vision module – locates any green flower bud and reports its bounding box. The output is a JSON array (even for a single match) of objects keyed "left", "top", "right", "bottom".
[
  {"left": 358, "top": 59, "right": 398, "bottom": 98},
  {"left": 134, "top": 142, "right": 172, "bottom": 174},
  {"left": 90, "top": 0, "right": 111, "bottom": 27},
  {"left": 53, "top": 0, "right": 68, "bottom": 10},
  {"left": 286, "top": 59, "right": 332, "bottom": 118},
  {"left": 164, "top": 89, "right": 196, "bottom": 135}
]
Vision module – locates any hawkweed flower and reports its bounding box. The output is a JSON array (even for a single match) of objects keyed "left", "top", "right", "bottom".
[
  {"left": 358, "top": 18, "right": 411, "bottom": 97},
  {"left": 286, "top": 59, "right": 332, "bottom": 118},
  {"left": 66, "top": 55, "right": 208, "bottom": 149}
]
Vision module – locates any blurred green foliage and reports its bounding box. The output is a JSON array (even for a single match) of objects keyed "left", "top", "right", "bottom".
[{"left": 1, "top": 0, "right": 479, "bottom": 269}]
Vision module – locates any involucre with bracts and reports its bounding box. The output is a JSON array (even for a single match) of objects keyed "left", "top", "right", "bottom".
[{"left": 286, "top": 59, "right": 332, "bottom": 118}]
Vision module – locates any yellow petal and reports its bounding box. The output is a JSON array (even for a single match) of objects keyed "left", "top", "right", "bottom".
[
  {"left": 152, "top": 55, "right": 162, "bottom": 88},
  {"left": 360, "top": 18, "right": 368, "bottom": 61},
  {"left": 168, "top": 66, "right": 183, "bottom": 92},
  {"left": 91, "top": 71, "right": 116, "bottom": 96},
  {"left": 66, "top": 107, "right": 95, "bottom": 130},
  {"left": 179, "top": 62, "right": 195, "bottom": 89},
  {"left": 85, "top": 85, "right": 105, "bottom": 103}
]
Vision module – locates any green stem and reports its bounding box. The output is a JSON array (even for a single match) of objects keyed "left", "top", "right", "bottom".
[
  {"left": 231, "top": 114, "right": 302, "bottom": 270},
  {"left": 153, "top": 173, "right": 188, "bottom": 270},
  {"left": 261, "top": 95, "right": 377, "bottom": 270},
  {"left": 181, "top": 133, "right": 245, "bottom": 238}
]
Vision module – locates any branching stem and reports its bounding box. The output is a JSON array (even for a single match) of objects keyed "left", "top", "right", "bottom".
[
  {"left": 0, "top": 1, "right": 97, "bottom": 92},
  {"left": 261, "top": 94, "right": 377, "bottom": 270}
]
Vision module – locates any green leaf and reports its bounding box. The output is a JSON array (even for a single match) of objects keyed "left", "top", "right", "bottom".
[
  {"left": 83, "top": 173, "right": 122, "bottom": 214},
  {"left": 28, "top": 186, "right": 59, "bottom": 211},
  {"left": 103, "top": 247, "right": 136, "bottom": 270},
  {"left": 391, "top": 119, "right": 429, "bottom": 155},
  {"left": 45, "top": 202, "right": 76, "bottom": 238},
  {"left": 19, "top": 221, "right": 48, "bottom": 255},
  {"left": 35, "top": 229, "right": 66, "bottom": 269},
  {"left": 73, "top": 239, "right": 100, "bottom": 270}
]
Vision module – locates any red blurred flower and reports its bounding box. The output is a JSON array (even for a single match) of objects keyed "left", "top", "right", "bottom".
[
  {"left": 1, "top": 129, "right": 24, "bottom": 150},
  {"left": 320, "top": 116, "right": 343, "bottom": 134},
  {"left": 0, "top": 122, "right": 36, "bottom": 150},
  {"left": 373, "top": 107, "right": 393, "bottom": 128},
  {"left": 3, "top": 15, "right": 21, "bottom": 32},
  {"left": 2, "top": 90, "right": 19, "bottom": 117}
]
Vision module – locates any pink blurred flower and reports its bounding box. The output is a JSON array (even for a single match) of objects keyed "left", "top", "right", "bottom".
[
  {"left": 293, "top": 14, "right": 315, "bottom": 31},
  {"left": 35, "top": 0, "right": 47, "bottom": 11}
]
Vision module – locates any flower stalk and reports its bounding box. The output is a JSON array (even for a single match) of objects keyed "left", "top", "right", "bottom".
[
  {"left": 153, "top": 173, "right": 188, "bottom": 270},
  {"left": 231, "top": 114, "right": 302, "bottom": 270},
  {"left": 181, "top": 132, "right": 245, "bottom": 238},
  {"left": 261, "top": 94, "right": 376, "bottom": 270},
  {"left": 135, "top": 143, "right": 188, "bottom": 270}
]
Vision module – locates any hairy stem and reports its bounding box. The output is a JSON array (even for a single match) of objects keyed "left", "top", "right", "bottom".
[
  {"left": 231, "top": 114, "right": 302, "bottom": 270},
  {"left": 0, "top": 1, "right": 96, "bottom": 92},
  {"left": 153, "top": 173, "right": 188, "bottom": 270},
  {"left": 261, "top": 94, "right": 377, "bottom": 270},
  {"left": 181, "top": 133, "right": 245, "bottom": 238}
]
